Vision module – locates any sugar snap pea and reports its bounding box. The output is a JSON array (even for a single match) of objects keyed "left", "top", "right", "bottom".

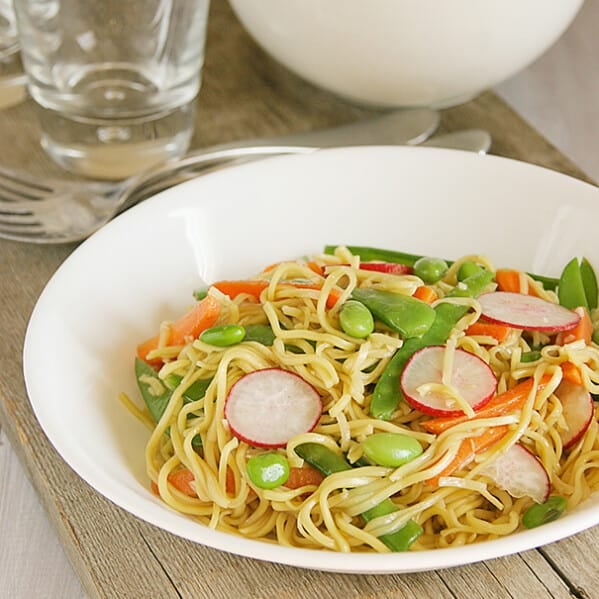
[
  {"left": 369, "top": 267, "right": 494, "bottom": 419},
  {"left": 294, "top": 442, "right": 423, "bottom": 551},
  {"left": 135, "top": 358, "right": 211, "bottom": 449},
  {"left": 351, "top": 288, "right": 435, "bottom": 339}
]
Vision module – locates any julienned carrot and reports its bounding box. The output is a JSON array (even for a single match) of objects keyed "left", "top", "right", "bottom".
[
  {"left": 212, "top": 279, "right": 270, "bottom": 300},
  {"left": 212, "top": 279, "right": 342, "bottom": 308},
  {"left": 262, "top": 261, "right": 325, "bottom": 277},
  {"left": 137, "top": 295, "right": 222, "bottom": 363},
  {"left": 427, "top": 425, "right": 508, "bottom": 487},
  {"left": 495, "top": 268, "right": 540, "bottom": 297},
  {"left": 168, "top": 468, "right": 197, "bottom": 497},
  {"left": 413, "top": 285, "right": 438, "bottom": 304},
  {"left": 557, "top": 306, "right": 593, "bottom": 345},
  {"left": 561, "top": 361, "right": 584, "bottom": 386},
  {"left": 422, "top": 375, "right": 552, "bottom": 435},
  {"left": 465, "top": 320, "right": 512, "bottom": 343},
  {"left": 285, "top": 465, "right": 326, "bottom": 489}
]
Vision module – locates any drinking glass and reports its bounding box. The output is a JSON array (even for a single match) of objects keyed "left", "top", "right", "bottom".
[
  {"left": 0, "top": 0, "right": 18, "bottom": 60},
  {"left": 13, "top": 0, "right": 210, "bottom": 179}
]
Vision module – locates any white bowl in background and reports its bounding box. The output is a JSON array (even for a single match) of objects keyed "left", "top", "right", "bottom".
[{"left": 228, "top": 0, "right": 583, "bottom": 108}]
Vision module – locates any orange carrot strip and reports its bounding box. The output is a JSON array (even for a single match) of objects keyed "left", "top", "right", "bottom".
[
  {"left": 306, "top": 261, "right": 325, "bottom": 277},
  {"left": 495, "top": 268, "right": 540, "bottom": 297},
  {"left": 561, "top": 361, "right": 584, "bottom": 386},
  {"left": 285, "top": 465, "right": 326, "bottom": 489},
  {"left": 151, "top": 481, "right": 159, "bottom": 496},
  {"left": 557, "top": 306, "right": 593, "bottom": 346},
  {"left": 212, "top": 278, "right": 342, "bottom": 308},
  {"left": 137, "top": 295, "right": 222, "bottom": 363},
  {"left": 465, "top": 320, "right": 512, "bottom": 343},
  {"left": 168, "top": 468, "right": 197, "bottom": 497},
  {"left": 422, "top": 375, "right": 552, "bottom": 435},
  {"left": 427, "top": 426, "right": 508, "bottom": 486},
  {"left": 212, "top": 279, "right": 270, "bottom": 300},
  {"left": 413, "top": 285, "right": 438, "bottom": 304}
]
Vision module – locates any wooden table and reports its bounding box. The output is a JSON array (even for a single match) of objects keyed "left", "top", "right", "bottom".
[{"left": 1, "top": 1, "right": 597, "bottom": 597}]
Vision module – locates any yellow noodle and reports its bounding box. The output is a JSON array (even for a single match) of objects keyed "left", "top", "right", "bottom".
[{"left": 124, "top": 249, "right": 599, "bottom": 554}]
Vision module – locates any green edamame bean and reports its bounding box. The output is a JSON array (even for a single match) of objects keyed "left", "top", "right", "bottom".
[
  {"left": 457, "top": 261, "right": 483, "bottom": 281},
  {"left": 200, "top": 324, "right": 246, "bottom": 346},
  {"left": 413, "top": 256, "right": 449, "bottom": 284},
  {"left": 246, "top": 453, "right": 290, "bottom": 489},
  {"left": 339, "top": 300, "right": 374, "bottom": 338},
  {"left": 192, "top": 288, "right": 208, "bottom": 301},
  {"left": 522, "top": 495, "right": 567, "bottom": 529},
  {"left": 362, "top": 432, "right": 423, "bottom": 467},
  {"left": 351, "top": 288, "right": 435, "bottom": 339}
]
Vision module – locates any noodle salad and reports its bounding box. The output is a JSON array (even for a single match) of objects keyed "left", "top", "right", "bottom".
[{"left": 122, "top": 245, "right": 599, "bottom": 553}]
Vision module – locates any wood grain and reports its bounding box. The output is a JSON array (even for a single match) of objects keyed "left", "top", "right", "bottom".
[{"left": 1, "top": 1, "right": 598, "bottom": 597}]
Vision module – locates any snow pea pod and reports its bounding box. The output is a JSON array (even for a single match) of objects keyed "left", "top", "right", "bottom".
[
  {"left": 351, "top": 288, "right": 435, "bottom": 339},
  {"left": 294, "top": 442, "right": 423, "bottom": 551},
  {"left": 135, "top": 358, "right": 211, "bottom": 449},
  {"left": 370, "top": 268, "right": 494, "bottom": 419},
  {"left": 558, "top": 257, "right": 598, "bottom": 311},
  {"left": 243, "top": 323, "right": 276, "bottom": 346}
]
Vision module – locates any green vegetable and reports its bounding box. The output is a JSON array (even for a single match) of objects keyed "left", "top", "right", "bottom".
[
  {"left": 580, "top": 258, "right": 598, "bottom": 310},
  {"left": 522, "top": 496, "right": 567, "bottom": 529},
  {"left": 361, "top": 504, "right": 423, "bottom": 552},
  {"left": 246, "top": 453, "right": 290, "bottom": 489},
  {"left": 362, "top": 433, "right": 423, "bottom": 467},
  {"left": 294, "top": 442, "right": 422, "bottom": 551},
  {"left": 136, "top": 358, "right": 211, "bottom": 449},
  {"left": 339, "top": 300, "right": 375, "bottom": 338},
  {"left": 135, "top": 358, "right": 172, "bottom": 423},
  {"left": 324, "top": 245, "right": 434, "bottom": 268},
  {"left": 351, "top": 288, "right": 435, "bottom": 339},
  {"left": 243, "top": 323, "right": 276, "bottom": 346},
  {"left": 558, "top": 257, "right": 589, "bottom": 310},
  {"left": 192, "top": 288, "right": 208, "bottom": 301},
  {"left": 413, "top": 256, "right": 449, "bottom": 284},
  {"left": 200, "top": 324, "right": 246, "bottom": 346},
  {"left": 457, "top": 261, "right": 483, "bottom": 281},
  {"left": 520, "top": 350, "right": 542, "bottom": 363},
  {"left": 165, "top": 374, "right": 213, "bottom": 403},
  {"left": 370, "top": 267, "right": 494, "bottom": 419}
]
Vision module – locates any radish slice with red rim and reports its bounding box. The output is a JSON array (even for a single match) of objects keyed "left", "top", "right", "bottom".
[
  {"left": 555, "top": 380, "right": 595, "bottom": 449},
  {"left": 481, "top": 443, "right": 550, "bottom": 503},
  {"left": 224, "top": 368, "right": 322, "bottom": 448},
  {"left": 400, "top": 345, "right": 497, "bottom": 416},
  {"left": 478, "top": 291, "right": 580, "bottom": 332}
]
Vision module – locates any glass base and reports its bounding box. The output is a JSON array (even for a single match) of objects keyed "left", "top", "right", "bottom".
[{"left": 38, "top": 102, "right": 195, "bottom": 180}]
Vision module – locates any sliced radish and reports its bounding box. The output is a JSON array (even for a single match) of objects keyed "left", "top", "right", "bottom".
[
  {"left": 359, "top": 262, "right": 413, "bottom": 275},
  {"left": 400, "top": 345, "right": 497, "bottom": 416},
  {"left": 481, "top": 443, "right": 550, "bottom": 503},
  {"left": 224, "top": 368, "right": 322, "bottom": 448},
  {"left": 478, "top": 292, "right": 580, "bottom": 332},
  {"left": 324, "top": 262, "right": 413, "bottom": 275},
  {"left": 555, "top": 380, "right": 594, "bottom": 449}
]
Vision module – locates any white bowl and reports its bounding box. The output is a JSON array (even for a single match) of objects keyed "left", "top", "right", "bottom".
[{"left": 228, "top": 0, "right": 583, "bottom": 108}]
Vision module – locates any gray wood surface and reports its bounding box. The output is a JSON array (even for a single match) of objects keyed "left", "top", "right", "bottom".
[{"left": 1, "top": 1, "right": 598, "bottom": 597}]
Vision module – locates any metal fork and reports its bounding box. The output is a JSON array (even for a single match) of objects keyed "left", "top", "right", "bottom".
[{"left": 0, "top": 110, "right": 490, "bottom": 244}]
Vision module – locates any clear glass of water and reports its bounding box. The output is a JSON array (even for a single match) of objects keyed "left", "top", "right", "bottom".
[
  {"left": 0, "top": 0, "right": 18, "bottom": 60},
  {"left": 13, "top": 0, "right": 210, "bottom": 179}
]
